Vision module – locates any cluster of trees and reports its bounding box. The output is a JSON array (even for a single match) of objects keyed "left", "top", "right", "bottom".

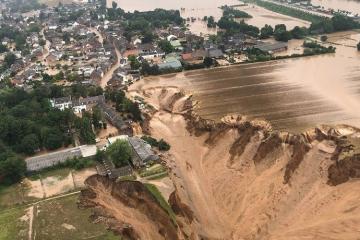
[
  {"left": 0, "top": 143, "right": 26, "bottom": 185},
  {"left": 5, "top": 0, "right": 46, "bottom": 13},
  {"left": 105, "top": 89, "right": 142, "bottom": 121},
  {"left": 221, "top": 5, "right": 252, "bottom": 18},
  {"left": 42, "top": 83, "right": 103, "bottom": 99},
  {"left": 218, "top": 17, "right": 259, "bottom": 37},
  {"left": 95, "top": 138, "right": 133, "bottom": 168},
  {"left": 303, "top": 41, "right": 336, "bottom": 54},
  {"left": 240, "top": 0, "right": 360, "bottom": 40},
  {"left": 309, "top": 14, "right": 360, "bottom": 33},
  {"left": 0, "top": 84, "right": 107, "bottom": 185},
  {"left": 260, "top": 24, "right": 307, "bottom": 41},
  {"left": 158, "top": 40, "right": 175, "bottom": 54},
  {"left": 119, "top": 8, "right": 184, "bottom": 42},
  {"left": 259, "top": 15, "right": 357, "bottom": 42},
  {"left": 207, "top": 16, "right": 216, "bottom": 28},
  {"left": 141, "top": 136, "right": 171, "bottom": 151},
  {"left": 105, "top": 139, "right": 132, "bottom": 168}
]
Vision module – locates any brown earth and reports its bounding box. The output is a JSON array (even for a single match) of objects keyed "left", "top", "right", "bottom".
[
  {"left": 129, "top": 85, "right": 360, "bottom": 240},
  {"left": 79, "top": 175, "right": 182, "bottom": 240},
  {"left": 81, "top": 84, "right": 360, "bottom": 240}
]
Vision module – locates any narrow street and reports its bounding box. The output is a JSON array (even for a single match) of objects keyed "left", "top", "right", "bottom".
[{"left": 90, "top": 27, "right": 122, "bottom": 88}]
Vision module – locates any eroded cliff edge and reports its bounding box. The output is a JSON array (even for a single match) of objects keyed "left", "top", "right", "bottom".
[{"left": 81, "top": 86, "right": 360, "bottom": 240}]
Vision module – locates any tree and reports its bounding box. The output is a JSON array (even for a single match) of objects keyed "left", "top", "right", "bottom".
[
  {"left": 158, "top": 40, "right": 174, "bottom": 54},
  {"left": 357, "top": 42, "right": 360, "bottom": 51},
  {"left": 290, "top": 26, "right": 307, "bottom": 39},
  {"left": 106, "top": 139, "right": 132, "bottom": 168},
  {"left": 4, "top": 53, "right": 16, "bottom": 67},
  {"left": 207, "top": 16, "right": 216, "bottom": 28},
  {"left": 128, "top": 55, "right": 141, "bottom": 70},
  {"left": 92, "top": 106, "right": 103, "bottom": 129},
  {"left": 320, "top": 35, "right": 328, "bottom": 42},
  {"left": 43, "top": 131, "right": 63, "bottom": 150},
  {"left": 0, "top": 44, "right": 8, "bottom": 53},
  {"left": 260, "top": 24, "right": 273, "bottom": 39},
  {"left": 42, "top": 73, "right": 53, "bottom": 82},
  {"left": 203, "top": 57, "right": 213, "bottom": 68},
  {"left": 158, "top": 139, "right": 170, "bottom": 151},
  {"left": 274, "top": 24, "right": 292, "bottom": 42},
  {"left": 0, "top": 155, "right": 26, "bottom": 185},
  {"left": 142, "top": 31, "right": 155, "bottom": 44},
  {"left": 76, "top": 115, "right": 96, "bottom": 144},
  {"left": 39, "top": 39, "right": 46, "bottom": 46},
  {"left": 141, "top": 135, "right": 158, "bottom": 147},
  {"left": 112, "top": 1, "right": 117, "bottom": 9},
  {"left": 21, "top": 134, "right": 40, "bottom": 155},
  {"left": 95, "top": 149, "right": 105, "bottom": 163}
]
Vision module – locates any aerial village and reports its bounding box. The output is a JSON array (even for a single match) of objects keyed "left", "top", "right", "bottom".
[{"left": 1, "top": 0, "right": 360, "bottom": 238}]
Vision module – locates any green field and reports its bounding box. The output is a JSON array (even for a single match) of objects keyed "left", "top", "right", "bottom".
[
  {"left": 0, "top": 207, "right": 29, "bottom": 240},
  {"left": 33, "top": 194, "right": 120, "bottom": 240},
  {"left": 0, "top": 183, "right": 37, "bottom": 210},
  {"left": 144, "top": 183, "right": 177, "bottom": 225}
]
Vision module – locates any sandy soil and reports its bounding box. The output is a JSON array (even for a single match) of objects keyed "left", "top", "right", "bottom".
[
  {"left": 127, "top": 83, "right": 360, "bottom": 240},
  {"left": 24, "top": 168, "right": 96, "bottom": 200},
  {"left": 73, "top": 168, "right": 97, "bottom": 188},
  {"left": 26, "top": 179, "right": 44, "bottom": 199},
  {"left": 42, "top": 174, "right": 75, "bottom": 198}
]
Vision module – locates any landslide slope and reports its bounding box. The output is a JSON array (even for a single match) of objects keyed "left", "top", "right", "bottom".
[
  {"left": 79, "top": 175, "right": 181, "bottom": 240},
  {"left": 143, "top": 87, "right": 360, "bottom": 240}
]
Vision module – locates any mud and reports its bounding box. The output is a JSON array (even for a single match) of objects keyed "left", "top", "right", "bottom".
[
  {"left": 127, "top": 85, "right": 360, "bottom": 239},
  {"left": 79, "top": 175, "right": 181, "bottom": 240}
]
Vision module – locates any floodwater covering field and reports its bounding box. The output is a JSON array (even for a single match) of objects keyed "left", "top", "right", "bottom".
[
  {"left": 109, "top": 0, "right": 309, "bottom": 34},
  {"left": 136, "top": 31, "right": 360, "bottom": 132},
  {"left": 312, "top": 0, "right": 360, "bottom": 15}
]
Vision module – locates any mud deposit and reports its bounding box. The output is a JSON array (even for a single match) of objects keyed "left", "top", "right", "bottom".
[{"left": 79, "top": 175, "right": 181, "bottom": 240}]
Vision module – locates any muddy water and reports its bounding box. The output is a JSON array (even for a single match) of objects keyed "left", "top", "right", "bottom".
[
  {"left": 136, "top": 31, "right": 360, "bottom": 133},
  {"left": 311, "top": 0, "right": 360, "bottom": 15}
]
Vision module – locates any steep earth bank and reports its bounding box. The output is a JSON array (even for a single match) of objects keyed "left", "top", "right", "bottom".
[
  {"left": 130, "top": 86, "right": 360, "bottom": 240},
  {"left": 79, "top": 175, "right": 182, "bottom": 240},
  {"left": 81, "top": 85, "right": 360, "bottom": 240}
]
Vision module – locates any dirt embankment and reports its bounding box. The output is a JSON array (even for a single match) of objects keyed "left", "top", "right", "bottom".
[
  {"left": 128, "top": 86, "right": 360, "bottom": 240},
  {"left": 79, "top": 175, "right": 181, "bottom": 240},
  {"left": 81, "top": 85, "right": 360, "bottom": 240}
]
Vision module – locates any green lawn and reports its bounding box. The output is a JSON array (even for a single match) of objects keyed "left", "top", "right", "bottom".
[
  {"left": 0, "top": 207, "right": 29, "bottom": 240},
  {"left": 144, "top": 183, "right": 177, "bottom": 225},
  {"left": 33, "top": 194, "right": 120, "bottom": 240}
]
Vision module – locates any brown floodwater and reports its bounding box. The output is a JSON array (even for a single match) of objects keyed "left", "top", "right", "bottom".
[
  {"left": 109, "top": 0, "right": 308, "bottom": 34},
  {"left": 134, "top": 31, "right": 360, "bottom": 133}
]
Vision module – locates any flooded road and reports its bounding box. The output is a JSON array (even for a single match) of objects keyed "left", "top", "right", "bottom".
[{"left": 134, "top": 31, "right": 360, "bottom": 133}]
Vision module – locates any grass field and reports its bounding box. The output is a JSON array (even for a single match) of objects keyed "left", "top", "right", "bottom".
[
  {"left": 0, "top": 183, "right": 37, "bottom": 210},
  {"left": 0, "top": 207, "right": 29, "bottom": 240},
  {"left": 34, "top": 194, "right": 120, "bottom": 240},
  {"left": 144, "top": 183, "right": 177, "bottom": 225}
]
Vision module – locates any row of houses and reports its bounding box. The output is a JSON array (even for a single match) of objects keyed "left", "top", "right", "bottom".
[{"left": 50, "top": 95, "right": 105, "bottom": 113}]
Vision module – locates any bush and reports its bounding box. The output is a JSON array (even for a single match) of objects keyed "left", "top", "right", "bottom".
[
  {"left": 141, "top": 136, "right": 171, "bottom": 151},
  {"left": 320, "top": 35, "right": 328, "bottom": 42},
  {"left": 158, "top": 139, "right": 171, "bottom": 151}
]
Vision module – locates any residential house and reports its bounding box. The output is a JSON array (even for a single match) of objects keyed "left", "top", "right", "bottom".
[
  {"left": 254, "top": 42, "right": 288, "bottom": 54},
  {"left": 158, "top": 57, "right": 182, "bottom": 71}
]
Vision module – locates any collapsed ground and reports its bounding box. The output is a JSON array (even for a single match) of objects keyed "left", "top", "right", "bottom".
[{"left": 83, "top": 84, "right": 360, "bottom": 240}]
